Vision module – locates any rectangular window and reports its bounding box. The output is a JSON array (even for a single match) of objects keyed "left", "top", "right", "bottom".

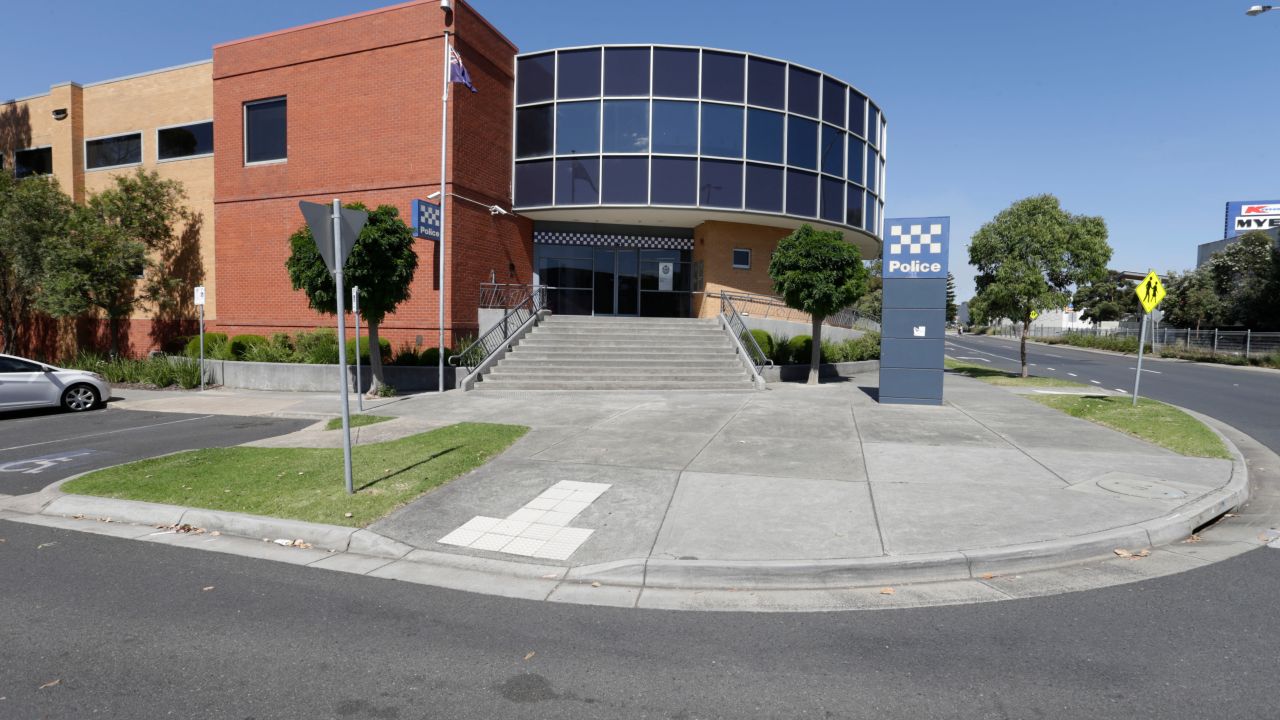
[
  {"left": 555, "top": 101, "right": 600, "bottom": 155},
  {"left": 14, "top": 147, "right": 52, "bottom": 178},
  {"left": 732, "top": 248, "right": 751, "bottom": 269},
  {"left": 157, "top": 121, "right": 213, "bottom": 161},
  {"left": 244, "top": 97, "right": 287, "bottom": 164},
  {"left": 85, "top": 133, "right": 142, "bottom": 170}
]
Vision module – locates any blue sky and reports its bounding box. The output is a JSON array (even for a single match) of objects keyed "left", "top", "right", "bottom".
[{"left": 4, "top": 1, "right": 1277, "bottom": 299}]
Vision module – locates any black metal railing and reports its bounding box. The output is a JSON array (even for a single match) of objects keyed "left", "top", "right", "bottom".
[
  {"left": 717, "top": 290, "right": 880, "bottom": 332},
  {"left": 478, "top": 282, "right": 543, "bottom": 310},
  {"left": 721, "top": 292, "right": 772, "bottom": 376},
  {"left": 450, "top": 286, "right": 547, "bottom": 375}
]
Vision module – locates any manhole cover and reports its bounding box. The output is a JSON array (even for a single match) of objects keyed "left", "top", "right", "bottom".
[{"left": 1095, "top": 473, "right": 1187, "bottom": 500}]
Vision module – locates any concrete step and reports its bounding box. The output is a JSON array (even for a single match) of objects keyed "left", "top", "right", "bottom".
[
  {"left": 546, "top": 316, "right": 716, "bottom": 325},
  {"left": 496, "top": 359, "right": 743, "bottom": 370},
  {"left": 487, "top": 367, "right": 748, "bottom": 379},
  {"left": 515, "top": 341, "right": 732, "bottom": 351},
  {"left": 505, "top": 353, "right": 741, "bottom": 363},
  {"left": 478, "top": 379, "right": 754, "bottom": 391},
  {"left": 533, "top": 327, "right": 725, "bottom": 337}
]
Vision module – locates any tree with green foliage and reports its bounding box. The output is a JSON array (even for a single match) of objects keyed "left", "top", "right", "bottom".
[
  {"left": 286, "top": 203, "right": 418, "bottom": 395},
  {"left": 0, "top": 173, "right": 72, "bottom": 354},
  {"left": 768, "top": 224, "right": 869, "bottom": 384},
  {"left": 1205, "top": 232, "right": 1276, "bottom": 329},
  {"left": 1163, "top": 268, "right": 1222, "bottom": 331},
  {"left": 853, "top": 259, "right": 882, "bottom": 323},
  {"left": 1073, "top": 270, "right": 1140, "bottom": 325},
  {"left": 945, "top": 272, "right": 958, "bottom": 324},
  {"left": 968, "top": 194, "right": 1111, "bottom": 376},
  {"left": 965, "top": 295, "right": 990, "bottom": 327}
]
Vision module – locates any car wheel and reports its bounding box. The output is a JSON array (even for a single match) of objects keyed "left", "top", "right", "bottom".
[{"left": 62, "top": 384, "right": 100, "bottom": 412}]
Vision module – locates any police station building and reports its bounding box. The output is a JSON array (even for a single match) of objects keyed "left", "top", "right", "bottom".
[{"left": 1, "top": 0, "right": 886, "bottom": 354}]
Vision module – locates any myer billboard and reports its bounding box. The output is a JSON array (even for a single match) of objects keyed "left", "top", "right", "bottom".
[{"left": 1224, "top": 200, "right": 1280, "bottom": 238}]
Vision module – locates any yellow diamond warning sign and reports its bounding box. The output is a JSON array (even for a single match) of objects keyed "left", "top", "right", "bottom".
[
  {"left": 1030, "top": 310, "right": 1039, "bottom": 320},
  {"left": 1135, "top": 271, "right": 1166, "bottom": 314}
]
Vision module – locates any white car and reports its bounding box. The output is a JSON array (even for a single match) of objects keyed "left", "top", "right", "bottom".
[{"left": 0, "top": 354, "right": 112, "bottom": 412}]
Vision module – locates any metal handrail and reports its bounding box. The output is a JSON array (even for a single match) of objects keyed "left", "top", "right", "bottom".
[
  {"left": 479, "top": 282, "right": 547, "bottom": 310},
  {"left": 720, "top": 293, "right": 773, "bottom": 375},
  {"left": 449, "top": 286, "right": 547, "bottom": 374},
  {"left": 716, "top": 290, "right": 879, "bottom": 332}
]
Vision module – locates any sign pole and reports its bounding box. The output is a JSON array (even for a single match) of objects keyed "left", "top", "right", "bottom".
[
  {"left": 1132, "top": 312, "right": 1148, "bottom": 407},
  {"left": 198, "top": 302, "right": 205, "bottom": 392},
  {"left": 437, "top": 29, "right": 451, "bottom": 394},
  {"left": 332, "top": 199, "right": 355, "bottom": 495},
  {"left": 353, "top": 286, "right": 363, "bottom": 412}
]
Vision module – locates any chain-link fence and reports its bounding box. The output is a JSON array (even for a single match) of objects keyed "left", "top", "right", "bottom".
[{"left": 982, "top": 324, "right": 1280, "bottom": 360}]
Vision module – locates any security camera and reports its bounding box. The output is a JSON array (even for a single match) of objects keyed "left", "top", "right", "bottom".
[{"left": 441, "top": 0, "right": 453, "bottom": 11}]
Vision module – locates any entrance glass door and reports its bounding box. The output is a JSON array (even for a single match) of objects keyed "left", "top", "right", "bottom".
[{"left": 592, "top": 247, "right": 639, "bottom": 316}]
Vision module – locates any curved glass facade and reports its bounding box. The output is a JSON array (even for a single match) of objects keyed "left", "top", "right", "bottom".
[{"left": 513, "top": 45, "right": 886, "bottom": 238}]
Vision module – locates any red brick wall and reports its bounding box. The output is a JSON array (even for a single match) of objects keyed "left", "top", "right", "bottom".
[{"left": 211, "top": 0, "right": 531, "bottom": 348}]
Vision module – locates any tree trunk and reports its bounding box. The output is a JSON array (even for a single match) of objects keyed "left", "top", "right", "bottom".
[
  {"left": 808, "top": 314, "right": 823, "bottom": 385},
  {"left": 1, "top": 316, "right": 15, "bottom": 355},
  {"left": 366, "top": 320, "right": 385, "bottom": 396},
  {"left": 109, "top": 315, "right": 121, "bottom": 357},
  {"left": 1020, "top": 316, "right": 1029, "bottom": 378}
]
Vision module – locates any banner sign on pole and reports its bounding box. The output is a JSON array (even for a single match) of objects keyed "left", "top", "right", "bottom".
[{"left": 412, "top": 199, "right": 442, "bottom": 241}]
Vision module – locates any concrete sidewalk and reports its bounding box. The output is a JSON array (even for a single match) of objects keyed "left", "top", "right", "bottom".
[{"left": 3, "top": 373, "right": 1266, "bottom": 611}]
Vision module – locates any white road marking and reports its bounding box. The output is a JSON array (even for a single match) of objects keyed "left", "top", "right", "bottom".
[
  {"left": 438, "top": 480, "right": 609, "bottom": 560},
  {"left": 1115, "top": 388, "right": 1127, "bottom": 393},
  {"left": 953, "top": 356, "right": 990, "bottom": 363},
  {"left": 1047, "top": 368, "right": 1055, "bottom": 371},
  {"left": 1090, "top": 380, "right": 1101, "bottom": 385},
  {"left": 1067, "top": 372, "right": 1078, "bottom": 377},
  {"left": 1128, "top": 367, "right": 1162, "bottom": 374}
]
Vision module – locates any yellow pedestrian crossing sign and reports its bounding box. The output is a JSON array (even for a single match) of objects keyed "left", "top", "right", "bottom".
[
  {"left": 1135, "top": 271, "right": 1166, "bottom": 314},
  {"left": 1030, "top": 310, "right": 1039, "bottom": 320}
]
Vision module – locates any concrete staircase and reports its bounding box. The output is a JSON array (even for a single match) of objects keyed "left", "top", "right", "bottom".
[{"left": 477, "top": 315, "right": 756, "bottom": 391}]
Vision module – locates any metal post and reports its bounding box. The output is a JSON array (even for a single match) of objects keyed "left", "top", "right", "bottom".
[
  {"left": 437, "top": 29, "right": 450, "bottom": 394},
  {"left": 1246, "top": 329, "right": 1252, "bottom": 360},
  {"left": 198, "top": 303, "right": 205, "bottom": 392},
  {"left": 333, "top": 199, "right": 354, "bottom": 495},
  {"left": 353, "top": 285, "right": 363, "bottom": 412},
  {"left": 1132, "top": 312, "right": 1148, "bottom": 407},
  {"left": 1213, "top": 328, "right": 1219, "bottom": 356}
]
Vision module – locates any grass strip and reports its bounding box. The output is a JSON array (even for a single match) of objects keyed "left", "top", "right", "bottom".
[
  {"left": 945, "top": 358, "right": 1085, "bottom": 387},
  {"left": 325, "top": 414, "right": 393, "bottom": 431},
  {"left": 62, "top": 422, "right": 528, "bottom": 527},
  {"left": 1028, "top": 395, "right": 1230, "bottom": 459}
]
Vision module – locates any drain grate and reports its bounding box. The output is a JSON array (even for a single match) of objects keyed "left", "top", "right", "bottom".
[{"left": 1094, "top": 472, "right": 1188, "bottom": 500}]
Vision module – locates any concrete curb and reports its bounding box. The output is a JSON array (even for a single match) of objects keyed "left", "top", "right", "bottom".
[{"left": 976, "top": 334, "right": 1279, "bottom": 373}]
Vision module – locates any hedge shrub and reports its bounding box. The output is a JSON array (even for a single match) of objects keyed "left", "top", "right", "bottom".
[
  {"left": 184, "top": 332, "right": 228, "bottom": 359},
  {"left": 228, "top": 334, "right": 269, "bottom": 359},
  {"left": 747, "top": 329, "right": 774, "bottom": 359},
  {"left": 787, "top": 335, "right": 813, "bottom": 364},
  {"left": 345, "top": 336, "right": 393, "bottom": 365}
]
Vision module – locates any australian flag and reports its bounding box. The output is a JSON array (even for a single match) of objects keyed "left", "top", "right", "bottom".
[{"left": 449, "top": 45, "right": 477, "bottom": 93}]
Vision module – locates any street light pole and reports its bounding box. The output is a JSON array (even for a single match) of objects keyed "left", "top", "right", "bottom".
[{"left": 437, "top": 1, "right": 452, "bottom": 395}]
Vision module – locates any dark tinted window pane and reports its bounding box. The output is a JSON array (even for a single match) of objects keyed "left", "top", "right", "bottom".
[
  {"left": 846, "top": 185, "right": 865, "bottom": 228},
  {"left": 86, "top": 133, "right": 142, "bottom": 169},
  {"left": 14, "top": 147, "right": 51, "bottom": 178},
  {"left": 820, "top": 177, "right": 843, "bottom": 223},
  {"left": 701, "top": 51, "right": 744, "bottom": 103},
  {"left": 514, "top": 160, "right": 553, "bottom": 207},
  {"left": 555, "top": 157, "right": 600, "bottom": 205},
  {"left": 866, "top": 150, "right": 878, "bottom": 193},
  {"left": 820, "top": 124, "right": 844, "bottom": 176},
  {"left": 158, "top": 121, "right": 213, "bottom": 160},
  {"left": 602, "top": 156, "right": 648, "bottom": 204},
  {"left": 557, "top": 48, "right": 601, "bottom": 99},
  {"left": 788, "top": 66, "right": 819, "bottom": 117},
  {"left": 517, "top": 53, "right": 555, "bottom": 104},
  {"left": 701, "top": 103, "right": 743, "bottom": 158},
  {"left": 744, "top": 163, "right": 783, "bottom": 212},
  {"left": 556, "top": 101, "right": 599, "bottom": 155},
  {"left": 650, "top": 156, "right": 696, "bottom": 205},
  {"left": 746, "top": 109, "right": 783, "bottom": 163},
  {"left": 605, "top": 47, "right": 650, "bottom": 96},
  {"left": 847, "top": 137, "right": 865, "bottom": 184},
  {"left": 602, "top": 100, "right": 649, "bottom": 152},
  {"left": 787, "top": 116, "right": 817, "bottom": 170},
  {"left": 747, "top": 57, "right": 785, "bottom": 109},
  {"left": 848, "top": 89, "right": 866, "bottom": 136},
  {"left": 515, "top": 105, "right": 553, "bottom": 158},
  {"left": 786, "top": 169, "right": 817, "bottom": 217},
  {"left": 867, "top": 104, "right": 880, "bottom": 147},
  {"left": 822, "top": 77, "right": 845, "bottom": 127},
  {"left": 652, "top": 47, "right": 698, "bottom": 98},
  {"left": 651, "top": 100, "right": 697, "bottom": 154},
  {"left": 866, "top": 195, "right": 877, "bottom": 232},
  {"left": 245, "top": 98, "right": 286, "bottom": 163},
  {"left": 699, "top": 159, "right": 742, "bottom": 209}
]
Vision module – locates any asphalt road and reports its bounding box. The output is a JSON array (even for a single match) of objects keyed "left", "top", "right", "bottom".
[
  {"left": 0, "top": 407, "right": 311, "bottom": 495},
  {"left": 946, "top": 334, "right": 1280, "bottom": 454},
  {"left": 0, "top": 520, "right": 1277, "bottom": 719}
]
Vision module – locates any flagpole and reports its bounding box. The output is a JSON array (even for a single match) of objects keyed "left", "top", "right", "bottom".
[{"left": 438, "top": 27, "right": 450, "bottom": 394}]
